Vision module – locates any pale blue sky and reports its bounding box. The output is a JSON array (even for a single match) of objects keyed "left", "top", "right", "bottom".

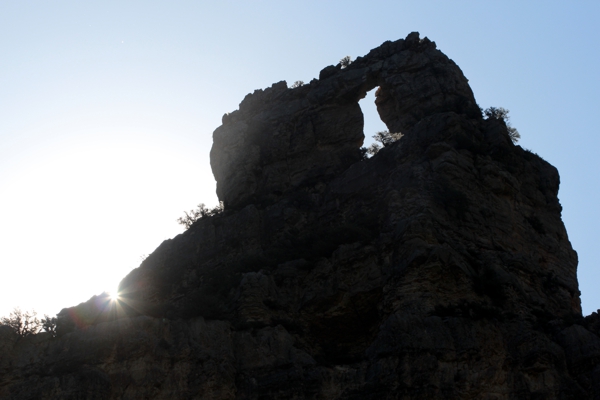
[{"left": 1, "top": 1, "right": 599, "bottom": 317}]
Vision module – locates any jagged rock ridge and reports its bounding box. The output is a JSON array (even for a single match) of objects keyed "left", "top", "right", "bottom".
[{"left": 1, "top": 32, "right": 599, "bottom": 399}]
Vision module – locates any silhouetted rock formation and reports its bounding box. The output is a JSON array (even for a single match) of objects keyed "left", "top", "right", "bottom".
[
  {"left": 1, "top": 32, "right": 598, "bottom": 399},
  {"left": 210, "top": 31, "right": 479, "bottom": 209}
]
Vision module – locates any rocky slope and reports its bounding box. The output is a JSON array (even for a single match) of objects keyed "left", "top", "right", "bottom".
[{"left": 1, "top": 32, "right": 600, "bottom": 399}]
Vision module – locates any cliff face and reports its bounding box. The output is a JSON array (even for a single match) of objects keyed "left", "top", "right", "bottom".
[{"left": 2, "top": 32, "right": 600, "bottom": 399}]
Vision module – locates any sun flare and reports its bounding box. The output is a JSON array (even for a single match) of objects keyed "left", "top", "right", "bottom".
[{"left": 108, "top": 290, "right": 120, "bottom": 302}]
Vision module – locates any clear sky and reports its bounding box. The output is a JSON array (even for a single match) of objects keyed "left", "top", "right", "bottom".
[{"left": 1, "top": 1, "right": 599, "bottom": 318}]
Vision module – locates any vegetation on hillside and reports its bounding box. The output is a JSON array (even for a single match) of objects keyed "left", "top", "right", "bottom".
[
  {"left": 177, "top": 202, "right": 224, "bottom": 229},
  {"left": 483, "top": 106, "right": 520, "bottom": 143},
  {"left": 361, "top": 130, "right": 404, "bottom": 158},
  {"left": 1, "top": 308, "right": 57, "bottom": 337}
]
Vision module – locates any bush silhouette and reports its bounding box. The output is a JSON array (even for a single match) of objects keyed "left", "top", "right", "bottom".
[
  {"left": 483, "top": 107, "right": 520, "bottom": 143},
  {"left": 362, "top": 130, "right": 403, "bottom": 158},
  {"left": 339, "top": 56, "right": 352, "bottom": 68},
  {"left": 177, "top": 202, "right": 224, "bottom": 229},
  {"left": 373, "top": 130, "right": 403, "bottom": 147},
  {"left": 0, "top": 308, "right": 55, "bottom": 337}
]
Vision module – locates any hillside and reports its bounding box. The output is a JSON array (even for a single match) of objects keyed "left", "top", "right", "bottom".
[{"left": 1, "top": 32, "right": 599, "bottom": 399}]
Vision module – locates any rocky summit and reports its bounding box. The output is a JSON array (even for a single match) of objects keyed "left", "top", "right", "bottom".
[{"left": 2, "top": 32, "right": 600, "bottom": 399}]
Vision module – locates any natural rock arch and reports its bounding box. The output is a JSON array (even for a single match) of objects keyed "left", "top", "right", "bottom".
[{"left": 210, "top": 32, "right": 480, "bottom": 209}]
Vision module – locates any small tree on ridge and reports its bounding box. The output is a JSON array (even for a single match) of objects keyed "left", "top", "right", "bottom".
[
  {"left": 339, "top": 56, "right": 352, "bottom": 68},
  {"left": 1, "top": 308, "right": 45, "bottom": 337},
  {"left": 483, "top": 107, "right": 521, "bottom": 143},
  {"left": 177, "top": 202, "right": 224, "bottom": 229}
]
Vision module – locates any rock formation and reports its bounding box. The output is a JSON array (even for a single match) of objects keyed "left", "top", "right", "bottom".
[
  {"left": 2, "top": 32, "right": 600, "bottom": 399},
  {"left": 210, "top": 32, "right": 479, "bottom": 209}
]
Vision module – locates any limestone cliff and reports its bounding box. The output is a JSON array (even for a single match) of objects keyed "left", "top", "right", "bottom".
[{"left": 2, "top": 32, "right": 599, "bottom": 399}]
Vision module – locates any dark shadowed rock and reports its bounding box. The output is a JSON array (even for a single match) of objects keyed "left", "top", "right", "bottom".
[
  {"left": 1, "top": 32, "right": 598, "bottom": 399},
  {"left": 210, "top": 33, "right": 479, "bottom": 209}
]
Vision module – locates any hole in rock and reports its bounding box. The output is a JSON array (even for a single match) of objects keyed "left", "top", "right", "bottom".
[{"left": 358, "top": 87, "right": 389, "bottom": 156}]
